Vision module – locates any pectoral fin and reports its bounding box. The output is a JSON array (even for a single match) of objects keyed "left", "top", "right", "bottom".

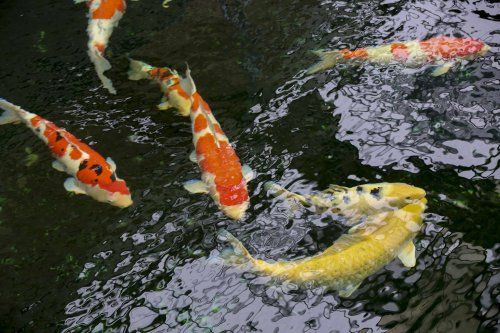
[
  {"left": 64, "top": 177, "right": 86, "bottom": 195},
  {"left": 52, "top": 160, "right": 66, "bottom": 172},
  {"left": 242, "top": 165, "right": 254, "bottom": 182},
  {"left": 106, "top": 157, "right": 116, "bottom": 172},
  {"left": 398, "top": 241, "right": 416, "bottom": 268},
  {"left": 157, "top": 101, "right": 172, "bottom": 111},
  {"left": 189, "top": 151, "right": 197, "bottom": 163},
  {"left": 338, "top": 282, "right": 362, "bottom": 298},
  {"left": 431, "top": 62, "right": 455, "bottom": 77},
  {"left": 183, "top": 179, "right": 209, "bottom": 194}
]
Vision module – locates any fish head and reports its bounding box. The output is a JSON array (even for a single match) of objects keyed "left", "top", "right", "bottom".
[
  {"left": 479, "top": 42, "right": 491, "bottom": 56},
  {"left": 97, "top": 179, "right": 133, "bottom": 208},
  {"left": 221, "top": 202, "right": 249, "bottom": 220},
  {"left": 383, "top": 183, "right": 426, "bottom": 208},
  {"left": 216, "top": 180, "right": 250, "bottom": 220}
]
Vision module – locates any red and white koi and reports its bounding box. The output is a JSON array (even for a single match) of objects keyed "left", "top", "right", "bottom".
[
  {"left": 128, "top": 60, "right": 252, "bottom": 219},
  {"left": 185, "top": 80, "right": 253, "bottom": 220},
  {"left": 76, "top": 0, "right": 127, "bottom": 94},
  {"left": 0, "top": 99, "right": 132, "bottom": 207},
  {"left": 307, "top": 36, "right": 490, "bottom": 76},
  {"left": 128, "top": 59, "right": 192, "bottom": 116}
]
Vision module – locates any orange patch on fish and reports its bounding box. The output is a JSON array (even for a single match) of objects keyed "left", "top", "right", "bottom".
[
  {"left": 70, "top": 147, "right": 83, "bottom": 160},
  {"left": 94, "top": 42, "right": 106, "bottom": 55},
  {"left": 194, "top": 114, "right": 208, "bottom": 132},
  {"left": 91, "top": 0, "right": 126, "bottom": 19},
  {"left": 31, "top": 116, "right": 42, "bottom": 127},
  {"left": 341, "top": 48, "right": 368, "bottom": 60},
  {"left": 420, "top": 37, "right": 484, "bottom": 60},
  {"left": 391, "top": 43, "right": 409, "bottom": 61}
]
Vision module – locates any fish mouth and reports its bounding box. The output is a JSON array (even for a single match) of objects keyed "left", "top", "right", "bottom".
[
  {"left": 221, "top": 202, "right": 249, "bottom": 220},
  {"left": 481, "top": 44, "right": 491, "bottom": 55},
  {"left": 108, "top": 193, "right": 133, "bottom": 208}
]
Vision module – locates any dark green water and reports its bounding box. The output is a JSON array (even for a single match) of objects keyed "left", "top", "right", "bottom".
[{"left": 0, "top": 0, "right": 499, "bottom": 332}]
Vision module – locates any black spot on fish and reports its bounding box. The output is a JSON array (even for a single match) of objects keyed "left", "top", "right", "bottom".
[
  {"left": 110, "top": 173, "right": 117, "bottom": 182},
  {"left": 55, "top": 132, "right": 63, "bottom": 142},
  {"left": 79, "top": 159, "right": 89, "bottom": 171},
  {"left": 90, "top": 164, "right": 103, "bottom": 176},
  {"left": 343, "top": 195, "right": 351, "bottom": 204},
  {"left": 356, "top": 186, "right": 364, "bottom": 194},
  {"left": 370, "top": 187, "right": 382, "bottom": 200}
]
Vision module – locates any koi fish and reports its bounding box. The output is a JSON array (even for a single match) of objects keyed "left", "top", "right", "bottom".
[
  {"left": 307, "top": 36, "right": 490, "bottom": 76},
  {"left": 129, "top": 61, "right": 252, "bottom": 219},
  {"left": 127, "top": 59, "right": 192, "bottom": 116},
  {"left": 76, "top": 0, "right": 127, "bottom": 94},
  {"left": 186, "top": 74, "right": 253, "bottom": 220},
  {"left": 265, "top": 182, "right": 426, "bottom": 224},
  {"left": 220, "top": 198, "right": 427, "bottom": 297},
  {"left": 0, "top": 99, "right": 132, "bottom": 207}
]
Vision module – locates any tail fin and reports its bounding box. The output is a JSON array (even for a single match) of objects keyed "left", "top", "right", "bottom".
[
  {"left": 0, "top": 99, "right": 22, "bottom": 125},
  {"left": 264, "top": 181, "right": 310, "bottom": 206},
  {"left": 306, "top": 50, "right": 343, "bottom": 74},
  {"left": 128, "top": 59, "right": 153, "bottom": 81},
  {"left": 218, "top": 230, "right": 255, "bottom": 267},
  {"left": 88, "top": 49, "right": 116, "bottom": 94}
]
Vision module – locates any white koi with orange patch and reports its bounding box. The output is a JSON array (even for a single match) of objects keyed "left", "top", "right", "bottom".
[
  {"left": 76, "top": 0, "right": 126, "bottom": 94},
  {"left": 0, "top": 99, "right": 132, "bottom": 207},
  {"left": 308, "top": 36, "right": 490, "bottom": 76}
]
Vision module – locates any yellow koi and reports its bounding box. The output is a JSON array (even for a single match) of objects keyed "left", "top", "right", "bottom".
[
  {"left": 220, "top": 198, "right": 426, "bottom": 297},
  {"left": 265, "top": 181, "right": 426, "bottom": 223}
]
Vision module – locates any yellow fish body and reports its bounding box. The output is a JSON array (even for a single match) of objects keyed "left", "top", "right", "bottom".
[
  {"left": 266, "top": 181, "right": 426, "bottom": 223},
  {"left": 220, "top": 198, "right": 426, "bottom": 297}
]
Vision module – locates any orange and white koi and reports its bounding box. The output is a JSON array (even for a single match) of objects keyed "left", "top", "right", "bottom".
[
  {"left": 76, "top": 0, "right": 127, "bottom": 94},
  {"left": 308, "top": 36, "right": 490, "bottom": 76},
  {"left": 128, "top": 60, "right": 252, "bottom": 219},
  {"left": 185, "top": 82, "right": 253, "bottom": 220},
  {"left": 128, "top": 59, "right": 192, "bottom": 116},
  {"left": 0, "top": 99, "right": 132, "bottom": 207}
]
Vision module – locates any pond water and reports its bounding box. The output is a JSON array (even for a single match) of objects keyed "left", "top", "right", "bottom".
[{"left": 0, "top": 0, "right": 498, "bottom": 332}]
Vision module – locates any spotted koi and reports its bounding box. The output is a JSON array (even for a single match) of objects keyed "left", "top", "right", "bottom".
[
  {"left": 128, "top": 59, "right": 192, "bottom": 116},
  {"left": 0, "top": 99, "right": 132, "bottom": 207},
  {"left": 307, "top": 36, "right": 490, "bottom": 76},
  {"left": 76, "top": 0, "right": 127, "bottom": 94}
]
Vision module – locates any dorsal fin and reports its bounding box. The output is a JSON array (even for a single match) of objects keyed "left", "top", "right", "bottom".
[{"left": 180, "top": 64, "right": 197, "bottom": 97}]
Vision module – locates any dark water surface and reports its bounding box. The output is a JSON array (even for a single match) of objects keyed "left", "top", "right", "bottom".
[{"left": 0, "top": 0, "right": 499, "bottom": 332}]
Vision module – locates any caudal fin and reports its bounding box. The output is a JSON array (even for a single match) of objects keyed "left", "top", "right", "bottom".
[
  {"left": 218, "top": 230, "right": 255, "bottom": 267},
  {"left": 0, "top": 99, "right": 22, "bottom": 125},
  {"left": 306, "top": 50, "right": 343, "bottom": 74},
  {"left": 128, "top": 59, "right": 153, "bottom": 81},
  {"left": 88, "top": 48, "right": 116, "bottom": 94}
]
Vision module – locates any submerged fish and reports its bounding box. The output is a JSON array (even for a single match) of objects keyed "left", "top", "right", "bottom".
[
  {"left": 220, "top": 198, "right": 427, "bottom": 297},
  {"left": 76, "top": 0, "right": 127, "bottom": 94},
  {"left": 128, "top": 61, "right": 252, "bottom": 219},
  {"left": 184, "top": 72, "right": 253, "bottom": 220},
  {"left": 307, "top": 36, "right": 490, "bottom": 76},
  {"left": 0, "top": 99, "right": 132, "bottom": 207},
  {"left": 127, "top": 59, "right": 192, "bottom": 116},
  {"left": 265, "top": 181, "right": 426, "bottom": 224}
]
